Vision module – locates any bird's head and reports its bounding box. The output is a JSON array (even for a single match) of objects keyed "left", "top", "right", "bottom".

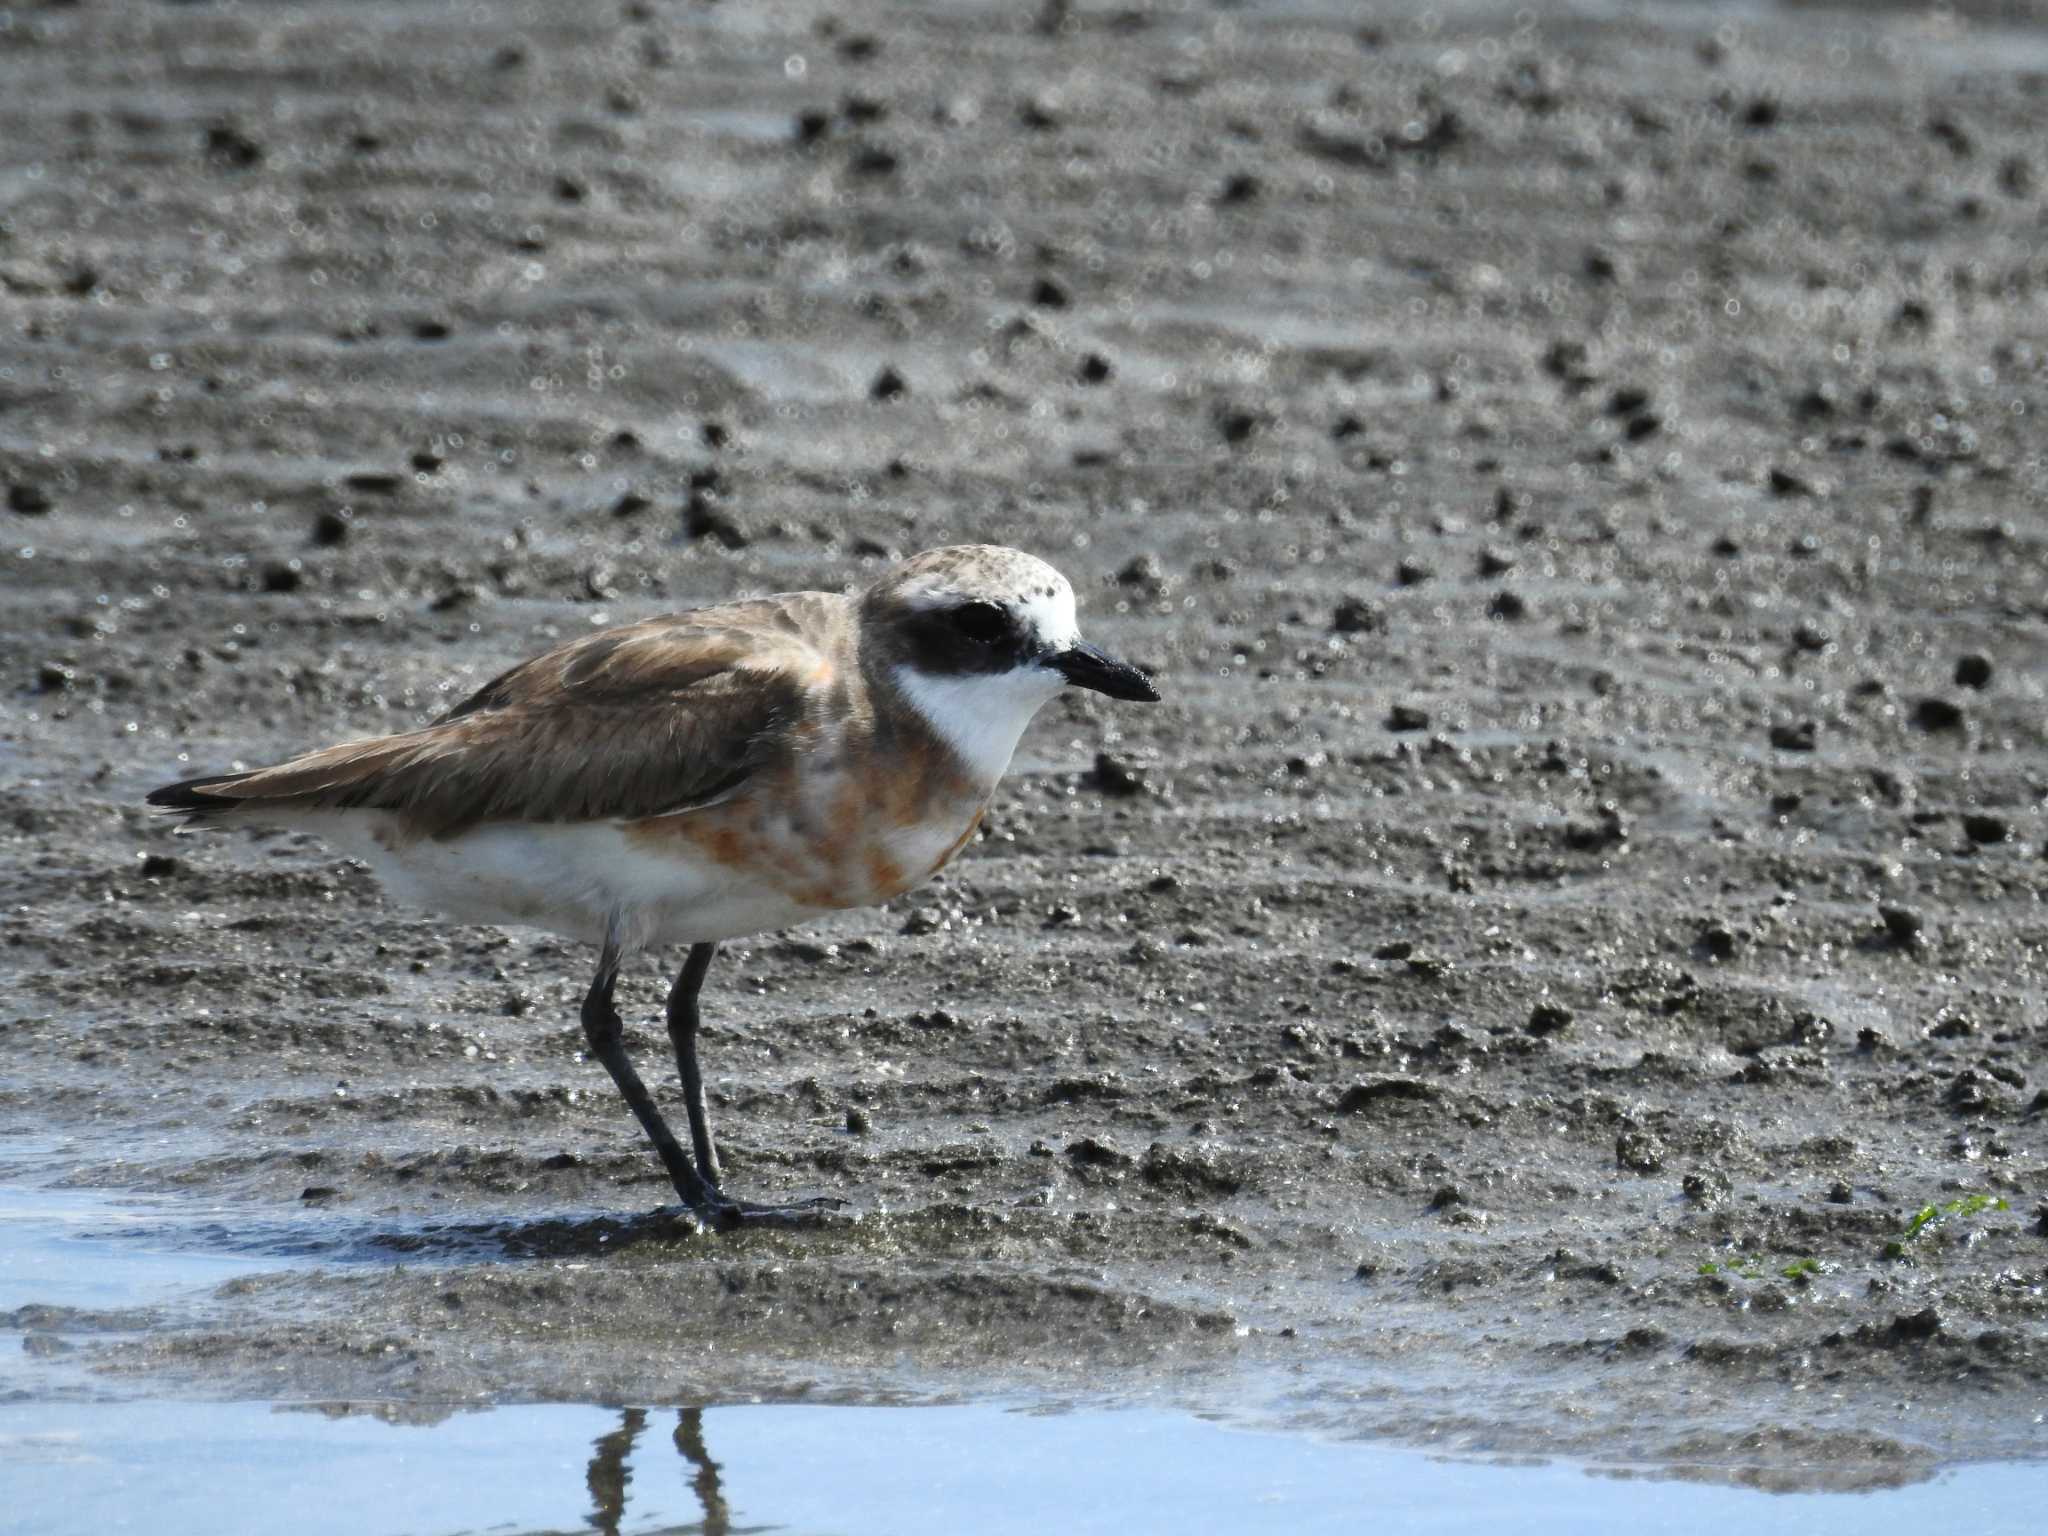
[{"left": 863, "top": 545, "right": 1158, "bottom": 780}]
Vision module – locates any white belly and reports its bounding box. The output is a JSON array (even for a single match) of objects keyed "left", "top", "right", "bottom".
[{"left": 297, "top": 812, "right": 824, "bottom": 951}]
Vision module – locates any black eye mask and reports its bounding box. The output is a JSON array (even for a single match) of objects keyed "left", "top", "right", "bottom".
[{"left": 903, "top": 600, "right": 1036, "bottom": 677}]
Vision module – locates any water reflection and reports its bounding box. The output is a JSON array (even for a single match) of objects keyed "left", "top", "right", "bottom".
[
  {"left": 584, "top": 1408, "right": 643, "bottom": 1535},
  {"left": 580, "top": 1407, "right": 745, "bottom": 1536},
  {"left": 3, "top": 1397, "right": 2043, "bottom": 1536},
  {"left": 674, "top": 1408, "right": 734, "bottom": 1536},
  {"left": 380, "top": 1409, "right": 2048, "bottom": 1536},
  {"left": 4, "top": 1409, "right": 2048, "bottom": 1536}
]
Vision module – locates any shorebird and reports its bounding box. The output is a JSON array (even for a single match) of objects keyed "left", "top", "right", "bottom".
[{"left": 149, "top": 546, "right": 1158, "bottom": 1227}]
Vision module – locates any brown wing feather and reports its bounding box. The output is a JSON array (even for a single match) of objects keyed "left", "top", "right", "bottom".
[{"left": 151, "top": 598, "right": 839, "bottom": 838}]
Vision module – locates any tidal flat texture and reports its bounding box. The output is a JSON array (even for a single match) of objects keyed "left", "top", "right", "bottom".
[{"left": 2, "top": 0, "right": 2045, "bottom": 1487}]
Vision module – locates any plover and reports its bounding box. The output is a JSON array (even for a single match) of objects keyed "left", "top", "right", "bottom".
[{"left": 149, "top": 545, "right": 1158, "bottom": 1227}]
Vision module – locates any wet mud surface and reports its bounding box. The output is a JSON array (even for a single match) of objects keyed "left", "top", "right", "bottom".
[{"left": 3, "top": 0, "right": 2047, "bottom": 1488}]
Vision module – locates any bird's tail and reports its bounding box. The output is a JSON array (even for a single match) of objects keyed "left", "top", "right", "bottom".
[
  {"left": 147, "top": 731, "right": 442, "bottom": 829},
  {"left": 145, "top": 770, "right": 265, "bottom": 827}
]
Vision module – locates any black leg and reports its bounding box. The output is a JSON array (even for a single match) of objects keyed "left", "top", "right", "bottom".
[
  {"left": 665, "top": 942, "right": 723, "bottom": 1190},
  {"left": 662, "top": 940, "right": 847, "bottom": 1223},
  {"left": 580, "top": 939, "right": 729, "bottom": 1221}
]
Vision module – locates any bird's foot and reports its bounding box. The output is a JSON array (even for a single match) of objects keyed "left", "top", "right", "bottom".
[{"left": 694, "top": 1192, "right": 850, "bottom": 1231}]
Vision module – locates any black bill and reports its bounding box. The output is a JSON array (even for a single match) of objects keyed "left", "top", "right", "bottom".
[{"left": 1051, "top": 642, "right": 1160, "bottom": 702}]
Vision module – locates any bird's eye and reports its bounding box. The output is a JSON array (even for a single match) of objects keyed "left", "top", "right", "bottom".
[{"left": 949, "top": 602, "right": 1008, "bottom": 645}]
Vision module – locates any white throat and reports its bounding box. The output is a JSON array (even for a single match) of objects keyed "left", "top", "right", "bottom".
[{"left": 893, "top": 663, "right": 1064, "bottom": 783}]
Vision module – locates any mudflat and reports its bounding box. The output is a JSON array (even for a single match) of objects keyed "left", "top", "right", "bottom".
[{"left": 2, "top": 0, "right": 2044, "bottom": 1487}]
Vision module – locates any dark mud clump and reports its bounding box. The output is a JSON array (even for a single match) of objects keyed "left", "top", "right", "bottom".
[{"left": 4, "top": 0, "right": 2048, "bottom": 1486}]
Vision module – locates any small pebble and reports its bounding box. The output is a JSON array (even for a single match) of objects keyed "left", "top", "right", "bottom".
[
  {"left": 1878, "top": 906, "right": 1924, "bottom": 946},
  {"left": 1018, "top": 94, "right": 1061, "bottom": 131},
  {"left": 1114, "top": 554, "right": 1163, "bottom": 590},
  {"left": 848, "top": 145, "right": 898, "bottom": 177},
  {"left": 1083, "top": 752, "right": 1148, "bottom": 798},
  {"left": 1215, "top": 408, "right": 1262, "bottom": 444},
  {"left": 1616, "top": 1128, "right": 1664, "bottom": 1173},
  {"left": 1682, "top": 1170, "right": 1730, "bottom": 1205},
  {"left": 1954, "top": 654, "right": 1992, "bottom": 690},
  {"left": 1487, "top": 590, "right": 1527, "bottom": 621},
  {"left": 1892, "top": 1307, "right": 1943, "bottom": 1341},
  {"left": 1331, "top": 596, "right": 1384, "bottom": 635},
  {"left": 1961, "top": 813, "right": 2009, "bottom": 845},
  {"left": 1911, "top": 697, "right": 1966, "bottom": 732},
  {"left": 205, "top": 122, "right": 264, "bottom": 169}
]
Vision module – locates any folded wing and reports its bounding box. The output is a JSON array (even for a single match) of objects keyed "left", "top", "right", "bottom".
[{"left": 149, "top": 604, "right": 824, "bottom": 838}]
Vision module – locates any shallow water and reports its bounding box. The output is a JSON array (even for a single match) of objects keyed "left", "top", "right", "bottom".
[
  {"left": 0, "top": 1185, "right": 303, "bottom": 1318},
  {"left": 0, "top": 1142, "right": 452, "bottom": 1324},
  {"left": 4, "top": 1398, "right": 2045, "bottom": 1536},
  {"left": 4, "top": 1173, "right": 2046, "bottom": 1534}
]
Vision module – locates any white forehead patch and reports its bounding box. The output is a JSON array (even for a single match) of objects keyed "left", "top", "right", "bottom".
[{"left": 1014, "top": 581, "right": 1080, "bottom": 652}]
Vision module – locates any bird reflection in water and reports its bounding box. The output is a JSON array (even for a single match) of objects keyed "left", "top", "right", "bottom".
[{"left": 582, "top": 1406, "right": 751, "bottom": 1536}]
